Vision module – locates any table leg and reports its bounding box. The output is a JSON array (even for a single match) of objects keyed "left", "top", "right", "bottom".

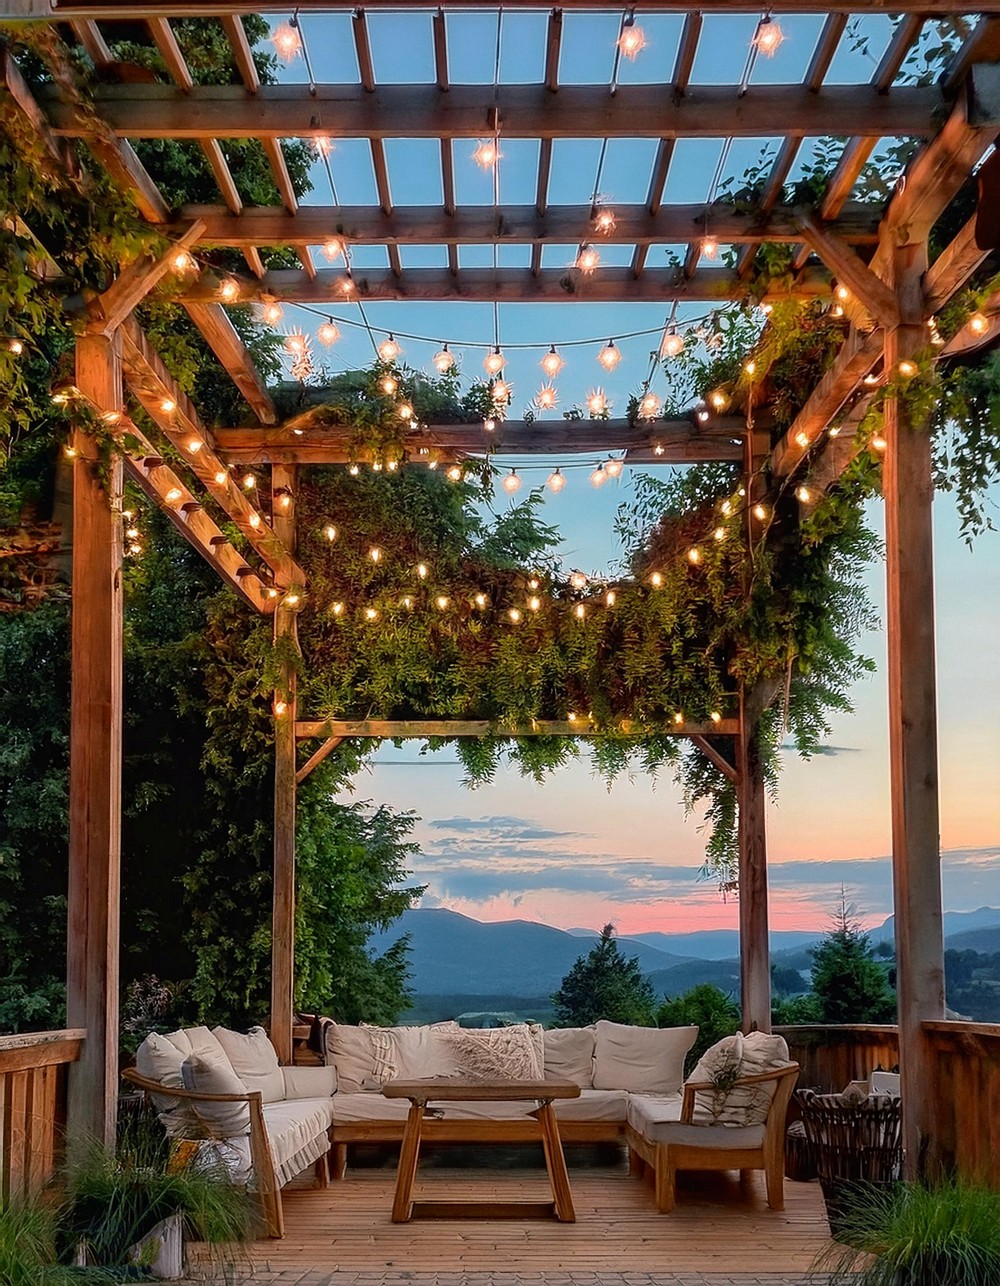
[
  {"left": 537, "top": 1101, "right": 575, "bottom": 1222},
  {"left": 391, "top": 1101, "right": 425, "bottom": 1223}
]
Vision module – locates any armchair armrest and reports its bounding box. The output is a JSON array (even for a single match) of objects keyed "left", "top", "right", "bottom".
[
  {"left": 281, "top": 1065, "right": 337, "bottom": 1099},
  {"left": 681, "top": 1063, "right": 799, "bottom": 1123},
  {"left": 122, "top": 1066, "right": 262, "bottom": 1108}
]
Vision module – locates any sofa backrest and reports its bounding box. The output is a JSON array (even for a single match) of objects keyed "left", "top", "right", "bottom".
[{"left": 592, "top": 1020, "right": 698, "bottom": 1094}]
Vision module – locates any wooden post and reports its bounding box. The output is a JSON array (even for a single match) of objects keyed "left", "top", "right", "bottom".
[
  {"left": 270, "top": 464, "right": 298, "bottom": 1065},
  {"left": 884, "top": 239, "right": 945, "bottom": 1177},
  {"left": 737, "top": 691, "right": 771, "bottom": 1034},
  {"left": 66, "top": 333, "right": 124, "bottom": 1150}
]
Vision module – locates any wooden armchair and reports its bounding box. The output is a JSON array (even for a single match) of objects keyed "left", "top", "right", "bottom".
[
  {"left": 122, "top": 1066, "right": 290, "bottom": 1238},
  {"left": 625, "top": 1061, "right": 799, "bottom": 1213}
]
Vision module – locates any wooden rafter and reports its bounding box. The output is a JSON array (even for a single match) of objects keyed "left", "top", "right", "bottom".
[
  {"left": 86, "top": 219, "right": 205, "bottom": 334},
  {"left": 22, "top": 1, "right": 1000, "bottom": 16},
  {"left": 40, "top": 83, "right": 945, "bottom": 143},
  {"left": 181, "top": 302, "right": 277, "bottom": 424},
  {"left": 118, "top": 317, "right": 305, "bottom": 586},
  {"left": 177, "top": 201, "right": 882, "bottom": 249},
  {"left": 295, "top": 718, "right": 740, "bottom": 739}
]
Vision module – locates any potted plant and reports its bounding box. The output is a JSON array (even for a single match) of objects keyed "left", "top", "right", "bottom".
[{"left": 817, "top": 1177, "right": 1000, "bottom": 1285}]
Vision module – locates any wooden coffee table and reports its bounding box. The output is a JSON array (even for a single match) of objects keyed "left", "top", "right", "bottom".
[{"left": 382, "top": 1077, "right": 581, "bottom": 1223}]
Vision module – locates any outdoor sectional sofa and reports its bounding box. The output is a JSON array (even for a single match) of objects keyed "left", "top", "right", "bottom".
[{"left": 128, "top": 1019, "right": 798, "bottom": 1237}]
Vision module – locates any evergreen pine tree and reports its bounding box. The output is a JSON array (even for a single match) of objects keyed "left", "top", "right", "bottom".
[{"left": 552, "top": 924, "right": 657, "bottom": 1026}]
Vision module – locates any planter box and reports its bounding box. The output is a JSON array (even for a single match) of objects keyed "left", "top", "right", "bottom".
[{"left": 74, "top": 1213, "right": 184, "bottom": 1280}]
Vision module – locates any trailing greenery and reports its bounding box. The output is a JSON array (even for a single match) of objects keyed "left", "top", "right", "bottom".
[{"left": 819, "top": 1177, "right": 1000, "bottom": 1286}]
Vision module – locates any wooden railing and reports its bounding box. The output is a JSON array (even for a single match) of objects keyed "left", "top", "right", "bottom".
[
  {"left": 776, "top": 1024, "right": 900, "bottom": 1091},
  {"left": 0, "top": 1028, "right": 85, "bottom": 1200},
  {"left": 925, "top": 1020, "right": 1000, "bottom": 1187}
]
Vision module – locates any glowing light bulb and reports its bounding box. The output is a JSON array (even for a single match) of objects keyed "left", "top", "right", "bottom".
[
  {"left": 528, "top": 577, "right": 540, "bottom": 591},
  {"left": 590, "top": 463, "right": 608, "bottom": 488},
  {"left": 650, "top": 572, "right": 663, "bottom": 588},
  {"left": 318, "top": 320, "right": 341, "bottom": 346},
  {"left": 508, "top": 607, "right": 523, "bottom": 624},
  {"left": 339, "top": 276, "right": 354, "bottom": 295},
  {"left": 433, "top": 345, "right": 454, "bottom": 374},
  {"left": 701, "top": 235, "right": 719, "bottom": 260},
  {"left": 753, "top": 14, "right": 784, "bottom": 56},
  {"left": 639, "top": 391, "right": 660, "bottom": 419},
  {"left": 753, "top": 503, "right": 768, "bottom": 521},
  {"left": 214, "top": 471, "right": 227, "bottom": 486},
  {"left": 484, "top": 347, "right": 506, "bottom": 376},
  {"left": 278, "top": 491, "right": 293, "bottom": 510},
  {"left": 617, "top": 21, "right": 646, "bottom": 59},
  {"left": 380, "top": 374, "right": 398, "bottom": 396},
  {"left": 660, "top": 327, "right": 684, "bottom": 359},
  {"left": 574, "top": 603, "right": 587, "bottom": 619},
  {"left": 447, "top": 465, "right": 463, "bottom": 482},
  {"left": 435, "top": 595, "right": 450, "bottom": 610},
  {"left": 673, "top": 711, "right": 684, "bottom": 725},
  {"left": 541, "top": 346, "right": 565, "bottom": 377},
  {"left": 401, "top": 595, "right": 414, "bottom": 609},
  {"left": 796, "top": 485, "right": 813, "bottom": 503},
  {"left": 502, "top": 469, "right": 522, "bottom": 495},
  {"left": 474, "top": 593, "right": 488, "bottom": 609},
  {"left": 605, "top": 457, "right": 624, "bottom": 479},
  {"left": 126, "top": 526, "right": 139, "bottom": 539},
  {"left": 711, "top": 711, "right": 722, "bottom": 724},
  {"left": 713, "top": 527, "right": 726, "bottom": 541},
  {"left": 378, "top": 334, "right": 400, "bottom": 363},
  {"left": 721, "top": 500, "right": 733, "bottom": 517},
  {"left": 314, "top": 136, "right": 334, "bottom": 158},
  {"left": 491, "top": 379, "right": 510, "bottom": 403},
  {"left": 473, "top": 138, "right": 500, "bottom": 169},
  {"left": 187, "top": 438, "right": 203, "bottom": 453},
  {"left": 872, "top": 434, "right": 887, "bottom": 452},
  {"left": 219, "top": 277, "right": 240, "bottom": 303},
  {"left": 416, "top": 563, "right": 429, "bottom": 579},
  {"left": 172, "top": 250, "right": 194, "bottom": 273},
  {"left": 594, "top": 207, "right": 617, "bottom": 234},
  {"left": 398, "top": 402, "right": 414, "bottom": 420},
  {"left": 744, "top": 359, "right": 757, "bottom": 376},
  {"left": 332, "top": 601, "right": 345, "bottom": 617},
  {"left": 708, "top": 388, "right": 730, "bottom": 411},
  {"left": 249, "top": 513, "right": 261, "bottom": 528},
  {"left": 242, "top": 473, "right": 256, "bottom": 490},
  {"left": 528, "top": 595, "right": 541, "bottom": 612},
  {"left": 272, "top": 22, "right": 302, "bottom": 61},
  {"left": 828, "top": 425, "right": 841, "bottom": 438},
  {"left": 605, "top": 590, "right": 616, "bottom": 607},
  {"left": 898, "top": 359, "right": 918, "bottom": 378},
  {"left": 284, "top": 592, "right": 301, "bottom": 608},
  {"left": 324, "top": 525, "right": 337, "bottom": 542},
  {"left": 284, "top": 332, "right": 306, "bottom": 356},
  {"left": 128, "top": 542, "right": 142, "bottom": 555},
  {"left": 576, "top": 245, "right": 600, "bottom": 273},
  {"left": 587, "top": 388, "right": 607, "bottom": 416},
  {"left": 348, "top": 464, "right": 360, "bottom": 476},
  {"left": 262, "top": 301, "right": 283, "bottom": 326},
  {"left": 547, "top": 468, "right": 566, "bottom": 493},
  {"left": 274, "top": 700, "right": 288, "bottom": 717},
  {"left": 367, "top": 547, "right": 382, "bottom": 564},
  {"left": 760, "top": 301, "right": 774, "bottom": 316},
  {"left": 365, "top": 607, "right": 379, "bottom": 621},
  {"left": 483, "top": 417, "right": 496, "bottom": 433},
  {"left": 8, "top": 338, "right": 24, "bottom": 354},
  {"left": 598, "top": 340, "right": 621, "bottom": 372},
  {"left": 796, "top": 431, "right": 811, "bottom": 449},
  {"left": 160, "top": 399, "right": 176, "bottom": 414},
  {"left": 322, "top": 238, "right": 343, "bottom": 262},
  {"left": 536, "top": 384, "right": 558, "bottom": 410},
  {"left": 969, "top": 311, "right": 989, "bottom": 335},
  {"left": 570, "top": 571, "right": 587, "bottom": 590},
  {"left": 687, "top": 546, "right": 701, "bottom": 564}
]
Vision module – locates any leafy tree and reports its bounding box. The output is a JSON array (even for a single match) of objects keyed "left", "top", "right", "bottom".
[
  {"left": 552, "top": 924, "right": 656, "bottom": 1027},
  {"left": 808, "top": 901, "right": 896, "bottom": 1024},
  {"left": 657, "top": 983, "right": 740, "bottom": 1074},
  {"left": 771, "top": 992, "right": 822, "bottom": 1025},
  {"left": 771, "top": 962, "right": 808, "bottom": 996}
]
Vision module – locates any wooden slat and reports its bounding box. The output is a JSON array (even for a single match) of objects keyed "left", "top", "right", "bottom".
[
  {"left": 71, "top": 18, "right": 113, "bottom": 67},
  {"left": 544, "top": 7, "right": 561, "bottom": 91},
  {"left": 924, "top": 214, "right": 989, "bottom": 313},
  {"left": 804, "top": 14, "right": 847, "bottom": 91},
  {"left": 87, "top": 218, "right": 205, "bottom": 334},
  {"left": 352, "top": 8, "right": 375, "bottom": 93},
  {"left": 295, "top": 718, "right": 739, "bottom": 739},
  {"left": 147, "top": 17, "right": 192, "bottom": 91},
  {"left": 201, "top": 139, "right": 243, "bottom": 213},
  {"left": 221, "top": 13, "right": 259, "bottom": 93},
  {"left": 874, "top": 13, "right": 924, "bottom": 88},
  {"left": 179, "top": 201, "right": 882, "bottom": 248},
  {"left": 42, "top": 83, "right": 946, "bottom": 141},
  {"left": 796, "top": 212, "right": 899, "bottom": 326},
  {"left": 295, "top": 735, "right": 343, "bottom": 784},
  {"left": 177, "top": 264, "right": 832, "bottom": 305},
  {"left": 432, "top": 8, "right": 448, "bottom": 92},
  {"left": 262, "top": 137, "right": 298, "bottom": 213},
  {"left": 182, "top": 300, "right": 277, "bottom": 423},
  {"left": 243, "top": 246, "right": 265, "bottom": 278}
]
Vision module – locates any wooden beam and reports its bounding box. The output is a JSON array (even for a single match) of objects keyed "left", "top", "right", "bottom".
[
  {"left": 923, "top": 214, "right": 989, "bottom": 314},
  {"left": 118, "top": 317, "right": 304, "bottom": 586},
  {"left": 883, "top": 239, "right": 946, "bottom": 1178},
  {"left": 42, "top": 83, "right": 946, "bottom": 142},
  {"left": 804, "top": 14, "right": 847, "bottom": 91},
  {"left": 797, "top": 211, "right": 899, "bottom": 327},
  {"left": 178, "top": 201, "right": 882, "bottom": 249},
  {"left": 295, "top": 718, "right": 740, "bottom": 739},
  {"left": 70, "top": 18, "right": 113, "bottom": 67},
  {"left": 262, "top": 138, "right": 297, "bottom": 213},
  {"left": 200, "top": 139, "right": 243, "bottom": 214},
  {"left": 736, "top": 701, "right": 771, "bottom": 1035},
  {"left": 271, "top": 463, "right": 298, "bottom": 1067},
  {"left": 181, "top": 301, "right": 277, "bottom": 424},
  {"left": 939, "top": 287, "right": 1000, "bottom": 358},
  {"left": 295, "top": 736, "right": 343, "bottom": 785},
  {"left": 220, "top": 15, "right": 259, "bottom": 93},
  {"left": 176, "top": 264, "right": 833, "bottom": 306},
  {"left": 213, "top": 417, "right": 747, "bottom": 466},
  {"left": 66, "top": 331, "right": 123, "bottom": 1154},
  {"left": 86, "top": 219, "right": 205, "bottom": 335},
  {"left": 1, "top": 46, "right": 75, "bottom": 176},
  {"left": 688, "top": 734, "right": 738, "bottom": 783}
]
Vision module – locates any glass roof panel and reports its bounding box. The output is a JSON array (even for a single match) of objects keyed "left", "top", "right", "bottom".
[
  {"left": 540, "top": 243, "right": 591, "bottom": 270},
  {"left": 611, "top": 13, "right": 684, "bottom": 86},
  {"left": 661, "top": 139, "right": 728, "bottom": 204},
  {"left": 284, "top": 12, "right": 359, "bottom": 83},
  {"left": 499, "top": 10, "right": 548, "bottom": 83},
  {"left": 824, "top": 14, "right": 896, "bottom": 83},
  {"left": 559, "top": 12, "right": 622, "bottom": 85},
  {"left": 597, "top": 139, "right": 661, "bottom": 205},
  {"left": 747, "top": 14, "right": 826, "bottom": 85},
  {"left": 549, "top": 139, "right": 606, "bottom": 205},
  {"left": 690, "top": 15, "right": 758, "bottom": 84},
  {"left": 348, "top": 245, "right": 390, "bottom": 270},
  {"left": 321, "top": 139, "right": 378, "bottom": 206},
  {"left": 384, "top": 139, "right": 443, "bottom": 206},
  {"left": 367, "top": 10, "right": 435, "bottom": 83},
  {"left": 497, "top": 140, "right": 543, "bottom": 206},
  {"left": 399, "top": 245, "right": 450, "bottom": 269},
  {"left": 446, "top": 9, "right": 505, "bottom": 85}
]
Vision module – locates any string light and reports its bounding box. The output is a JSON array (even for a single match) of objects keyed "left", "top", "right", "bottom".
[
  {"left": 535, "top": 384, "right": 558, "bottom": 410},
  {"left": 318, "top": 320, "right": 341, "bottom": 346},
  {"left": 708, "top": 388, "right": 731, "bottom": 411},
  {"left": 262, "top": 301, "right": 283, "bottom": 326},
  {"left": 284, "top": 332, "right": 307, "bottom": 356},
  {"left": 369, "top": 546, "right": 382, "bottom": 562},
  {"left": 271, "top": 21, "right": 302, "bottom": 61},
  {"left": 324, "top": 524, "right": 337, "bottom": 541},
  {"left": 673, "top": 711, "right": 684, "bottom": 725},
  {"left": 380, "top": 373, "right": 398, "bottom": 395},
  {"left": 898, "top": 359, "right": 918, "bottom": 378},
  {"left": 753, "top": 503, "right": 768, "bottom": 521},
  {"left": 503, "top": 469, "right": 522, "bottom": 495},
  {"left": 968, "top": 311, "right": 989, "bottom": 336},
  {"left": 219, "top": 278, "right": 240, "bottom": 303},
  {"left": 527, "top": 577, "right": 540, "bottom": 590},
  {"left": 186, "top": 437, "right": 203, "bottom": 453},
  {"left": 795, "top": 431, "right": 811, "bottom": 449},
  {"left": 378, "top": 334, "right": 401, "bottom": 363},
  {"left": 605, "top": 589, "right": 616, "bottom": 607},
  {"left": 249, "top": 513, "right": 261, "bottom": 528},
  {"left": 687, "top": 546, "right": 701, "bottom": 565},
  {"left": 171, "top": 250, "right": 195, "bottom": 274},
  {"left": 483, "top": 417, "right": 496, "bottom": 432},
  {"left": 660, "top": 326, "right": 684, "bottom": 359},
  {"left": 528, "top": 595, "right": 541, "bottom": 612},
  {"left": 160, "top": 399, "right": 176, "bottom": 413},
  {"left": 474, "top": 593, "right": 488, "bottom": 609},
  {"left": 401, "top": 595, "right": 414, "bottom": 609},
  {"left": 165, "top": 487, "right": 183, "bottom": 504},
  {"left": 576, "top": 245, "right": 600, "bottom": 273},
  {"left": 433, "top": 344, "right": 455, "bottom": 374},
  {"left": 541, "top": 346, "right": 565, "bottom": 377},
  {"left": 713, "top": 526, "right": 726, "bottom": 541},
  {"left": 744, "top": 359, "right": 757, "bottom": 376},
  {"left": 214, "top": 470, "right": 227, "bottom": 485},
  {"left": 242, "top": 473, "right": 256, "bottom": 490},
  {"left": 508, "top": 607, "right": 523, "bottom": 624},
  {"left": 365, "top": 607, "right": 379, "bottom": 621},
  {"left": 435, "top": 595, "right": 450, "bottom": 610},
  {"left": 586, "top": 388, "right": 607, "bottom": 415},
  {"left": 639, "top": 391, "right": 660, "bottom": 419},
  {"left": 322, "top": 238, "right": 344, "bottom": 262},
  {"left": 398, "top": 402, "right": 414, "bottom": 420},
  {"left": 752, "top": 12, "right": 785, "bottom": 56},
  {"left": 447, "top": 465, "right": 463, "bottom": 482},
  {"left": 63, "top": 444, "right": 78, "bottom": 457},
  {"left": 594, "top": 207, "right": 617, "bottom": 234},
  {"left": 597, "top": 340, "right": 622, "bottom": 372},
  {"left": 835, "top": 284, "right": 850, "bottom": 303},
  {"left": 314, "top": 136, "right": 334, "bottom": 158},
  {"left": 617, "top": 18, "right": 647, "bottom": 59},
  {"left": 796, "top": 485, "right": 813, "bottom": 503},
  {"left": 590, "top": 463, "right": 608, "bottom": 487},
  {"left": 473, "top": 138, "right": 500, "bottom": 169},
  {"left": 574, "top": 603, "right": 587, "bottom": 619},
  {"left": 863, "top": 372, "right": 880, "bottom": 387},
  {"left": 332, "top": 601, "right": 345, "bottom": 616},
  {"left": 700, "top": 234, "right": 719, "bottom": 260},
  {"left": 274, "top": 700, "right": 288, "bottom": 717},
  {"left": 871, "top": 433, "right": 887, "bottom": 452},
  {"left": 605, "top": 457, "right": 624, "bottom": 479},
  {"left": 570, "top": 571, "right": 588, "bottom": 590},
  {"left": 650, "top": 572, "right": 663, "bottom": 588},
  {"left": 547, "top": 468, "right": 566, "bottom": 493},
  {"left": 491, "top": 378, "right": 511, "bottom": 403},
  {"left": 695, "top": 405, "right": 710, "bottom": 423},
  {"left": 484, "top": 346, "right": 506, "bottom": 376},
  {"left": 711, "top": 711, "right": 722, "bottom": 725},
  {"left": 348, "top": 464, "right": 360, "bottom": 476},
  {"left": 417, "top": 562, "right": 429, "bottom": 579}
]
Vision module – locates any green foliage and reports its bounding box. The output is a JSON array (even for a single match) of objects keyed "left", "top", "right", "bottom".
[
  {"left": 820, "top": 1178, "right": 1000, "bottom": 1286},
  {"left": 551, "top": 924, "right": 657, "bottom": 1027},
  {"left": 808, "top": 901, "right": 896, "bottom": 1024},
  {"left": 656, "top": 983, "right": 741, "bottom": 1074},
  {"left": 0, "top": 1199, "right": 116, "bottom": 1286}
]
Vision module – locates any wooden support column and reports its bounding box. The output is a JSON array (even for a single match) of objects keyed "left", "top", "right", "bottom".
[
  {"left": 67, "top": 332, "right": 124, "bottom": 1150},
  {"left": 270, "top": 464, "right": 299, "bottom": 1065},
  {"left": 884, "top": 239, "right": 945, "bottom": 1177},
  {"left": 736, "top": 689, "right": 771, "bottom": 1035}
]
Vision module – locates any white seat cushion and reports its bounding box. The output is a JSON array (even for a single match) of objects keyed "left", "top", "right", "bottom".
[
  {"left": 593, "top": 1022, "right": 697, "bottom": 1094},
  {"left": 261, "top": 1097, "right": 336, "bottom": 1187},
  {"left": 627, "top": 1093, "right": 763, "bottom": 1149},
  {"left": 553, "top": 1089, "right": 626, "bottom": 1122}
]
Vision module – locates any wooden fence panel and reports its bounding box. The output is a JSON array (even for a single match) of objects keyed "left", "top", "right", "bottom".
[
  {"left": 0, "top": 1029, "right": 85, "bottom": 1201},
  {"left": 776, "top": 1024, "right": 900, "bottom": 1092},
  {"left": 925, "top": 1021, "right": 1000, "bottom": 1187}
]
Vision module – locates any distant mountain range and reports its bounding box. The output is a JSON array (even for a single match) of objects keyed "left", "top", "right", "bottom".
[{"left": 371, "top": 906, "right": 1000, "bottom": 999}]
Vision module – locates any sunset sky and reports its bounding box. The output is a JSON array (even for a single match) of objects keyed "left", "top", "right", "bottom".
[{"left": 268, "top": 10, "right": 1000, "bottom": 932}]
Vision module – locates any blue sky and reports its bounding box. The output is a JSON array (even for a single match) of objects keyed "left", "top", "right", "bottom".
[{"left": 260, "top": 10, "right": 999, "bottom": 930}]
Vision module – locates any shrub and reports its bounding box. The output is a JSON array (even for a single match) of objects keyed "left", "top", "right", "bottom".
[{"left": 656, "top": 983, "right": 741, "bottom": 1073}]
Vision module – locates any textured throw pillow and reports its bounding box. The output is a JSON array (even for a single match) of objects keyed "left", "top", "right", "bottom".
[
  {"left": 325, "top": 1023, "right": 378, "bottom": 1092},
  {"left": 593, "top": 1021, "right": 698, "bottom": 1094},
  {"left": 687, "top": 1033, "right": 746, "bottom": 1125},
  {"left": 212, "top": 1026, "right": 285, "bottom": 1104},
  {"left": 135, "top": 1032, "right": 201, "bottom": 1138},
  {"left": 324, "top": 1021, "right": 462, "bottom": 1090},
  {"left": 543, "top": 1027, "right": 595, "bottom": 1088},
  {"left": 181, "top": 1054, "right": 251, "bottom": 1138},
  {"left": 388, "top": 1023, "right": 462, "bottom": 1081},
  {"left": 443, "top": 1024, "right": 544, "bottom": 1081},
  {"left": 734, "top": 1031, "right": 790, "bottom": 1124}
]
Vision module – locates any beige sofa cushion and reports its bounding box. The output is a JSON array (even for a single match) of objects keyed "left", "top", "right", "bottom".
[
  {"left": 325, "top": 1021, "right": 460, "bottom": 1092},
  {"left": 543, "top": 1027, "right": 595, "bottom": 1088},
  {"left": 593, "top": 1022, "right": 697, "bottom": 1094},
  {"left": 627, "top": 1092, "right": 765, "bottom": 1149},
  {"left": 162, "top": 1025, "right": 228, "bottom": 1065},
  {"left": 281, "top": 1065, "right": 338, "bottom": 1099},
  {"left": 442, "top": 1023, "right": 544, "bottom": 1081},
  {"left": 135, "top": 1032, "right": 201, "bottom": 1138},
  {"left": 261, "top": 1097, "right": 336, "bottom": 1187},
  {"left": 687, "top": 1032, "right": 791, "bottom": 1127},
  {"left": 213, "top": 1026, "right": 285, "bottom": 1104},
  {"left": 181, "top": 1054, "right": 251, "bottom": 1138},
  {"left": 553, "top": 1088, "right": 626, "bottom": 1122}
]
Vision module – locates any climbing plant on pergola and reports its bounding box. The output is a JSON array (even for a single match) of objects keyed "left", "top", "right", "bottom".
[{"left": 3, "top": 2, "right": 1000, "bottom": 1186}]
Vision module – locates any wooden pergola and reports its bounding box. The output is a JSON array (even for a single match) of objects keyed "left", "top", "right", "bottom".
[{"left": 3, "top": 0, "right": 999, "bottom": 1191}]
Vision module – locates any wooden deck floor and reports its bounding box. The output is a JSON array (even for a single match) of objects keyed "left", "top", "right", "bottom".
[{"left": 238, "top": 1153, "right": 833, "bottom": 1277}]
